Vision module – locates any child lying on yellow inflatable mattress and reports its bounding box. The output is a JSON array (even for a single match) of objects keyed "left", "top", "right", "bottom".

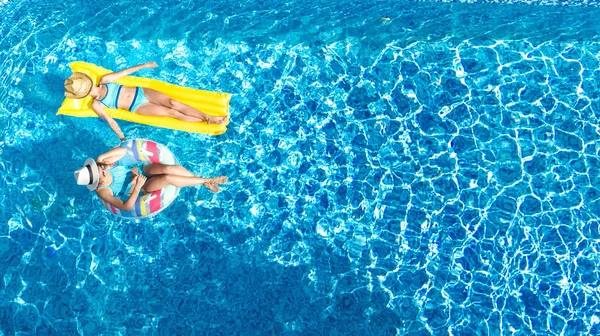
[{"left": 58, "top": 62, "right": 232, "bottom": 140}]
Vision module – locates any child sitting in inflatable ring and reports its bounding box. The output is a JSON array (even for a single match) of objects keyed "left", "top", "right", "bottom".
[
  {"left": 74, "top": 146, "right": 227, "bottom": 211},
  {"left": 64, "top": 62, "right": 228, "bottom": 142}
]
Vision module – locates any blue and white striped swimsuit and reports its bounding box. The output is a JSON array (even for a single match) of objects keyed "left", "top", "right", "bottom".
[
  {"left": 97, "top": 83, "right": 150, "bottom": 112},
  {"left": 98, "top": 83, "right": 122, "bottom": 109},
  {"left": 98, "top": 162, "right": 148, "bottom": 196}
]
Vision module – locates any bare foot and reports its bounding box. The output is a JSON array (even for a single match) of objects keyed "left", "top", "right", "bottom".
[
  {"left": 201, "top": 176, "right": 227, "bottom": 193},
  {"left": 203, "top": 114, "right": 229, "bottom": 125},
  {"left": 209, "top": 176, "right": 228, "bottom": 184},
  {"left": 203, "top": 183, "right": 221, "bottom": 192}
]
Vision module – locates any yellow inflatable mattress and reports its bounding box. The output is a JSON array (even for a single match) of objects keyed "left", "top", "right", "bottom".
[{"left": 57, "top": 62, "right": 232, "bottom": 135}]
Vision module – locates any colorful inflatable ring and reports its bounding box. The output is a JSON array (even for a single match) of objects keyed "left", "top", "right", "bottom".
[{"left": 101, "top": 139, "right": 180, "bottom": 219}]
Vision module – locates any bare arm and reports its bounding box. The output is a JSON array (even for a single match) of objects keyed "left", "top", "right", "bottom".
[
  {"left": 99, "top": 62, "right": 158, "bottom": 84},
  {"left": 96, "top": 175, "right": 146, "bottom": 211},
  {"left": 97, "top": 147, "right": 127, "bottom": 164},
  {"left": 92, "top": 100, "right": 126, "bottom": 142}
]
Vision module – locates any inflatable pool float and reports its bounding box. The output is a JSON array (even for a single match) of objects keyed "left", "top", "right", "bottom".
[
  {"left": 57, "top": 62, "right": 232, "bottom": 135},
  {"left": 102, "top": 139, "right": 180, "bottom": 219}
]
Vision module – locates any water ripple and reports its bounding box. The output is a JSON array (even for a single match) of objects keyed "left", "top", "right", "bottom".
[{"left": 2, "top": 0, "right": 600, "bottom": 335}]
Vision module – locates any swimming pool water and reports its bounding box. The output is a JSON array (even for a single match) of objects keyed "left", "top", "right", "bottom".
[{"left": 2, "top": 0, "right": 600, "bottom": 334}]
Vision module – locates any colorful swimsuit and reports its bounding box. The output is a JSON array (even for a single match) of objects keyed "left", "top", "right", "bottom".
[
  {"left": 98, "top": 162, "right": 148, "bottom": 196},
  {"left": 97, "top": 83, "right": 150, "bottom": 112}
]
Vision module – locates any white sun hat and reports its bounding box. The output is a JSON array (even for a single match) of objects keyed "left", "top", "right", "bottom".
[{"left": 74, "top": 158, "right": 99, "bottom": 191}]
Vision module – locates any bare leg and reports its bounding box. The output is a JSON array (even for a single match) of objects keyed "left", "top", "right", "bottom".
[
  {"left": 142, "top": 88, "right": 228, "bottom": 124},
  {"left": 135, "top": 103, "right": 206, "bottom": 122},
  {"left": 142, "top": 164, "right": 195, "bottom": 177},
  {"left": 169, "top": 100, "right": 227, "bottom": 123},
  {"left": 143, "top": 175, "right": 227, "bottom": 193}
]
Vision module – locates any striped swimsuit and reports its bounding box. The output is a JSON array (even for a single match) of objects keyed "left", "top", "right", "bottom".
[
  {"left": 98, "top": 162, "right": 148, "bottom": 196},
  {"left": 97, "top": 83, "right": 149, "bottom": 112}
]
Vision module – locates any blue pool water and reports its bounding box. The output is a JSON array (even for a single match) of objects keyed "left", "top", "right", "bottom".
[{"left": 2, "top": 0, "right": 600, "bottom": 334}]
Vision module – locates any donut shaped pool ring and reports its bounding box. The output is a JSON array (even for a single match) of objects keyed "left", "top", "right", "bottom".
[{"left": 101, "top": 139, "right": 180, "bottom": 219}]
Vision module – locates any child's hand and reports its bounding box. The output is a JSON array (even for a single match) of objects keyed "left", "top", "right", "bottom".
[
  {"left": 146, "top": 62, "right": 158, "bottom": 68},
  {"left": 133, "top": 175, "right": 147, "bottom": 190}
]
